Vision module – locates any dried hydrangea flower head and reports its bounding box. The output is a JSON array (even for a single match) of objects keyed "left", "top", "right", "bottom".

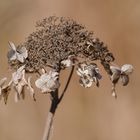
[
  {"left": 0, "top": 16, "right": 133, "bottom": 104},
  {"left": 110, "top": 64, "right": 133, "bottom": 97},
  {"left": 0, "top": 16, "right": 134, "bottom": 140}
]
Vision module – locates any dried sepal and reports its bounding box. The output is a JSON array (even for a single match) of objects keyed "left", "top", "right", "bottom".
[
  {"left": 27, "top": 76, "right": 36, "bottom": 101},
  {"left": 120, "top": 75, "right": 129, "bottom": 86},
  {"left": 76, "top": 63, "right": 102, "bottom": 88},
  {"left": 0, "top": 78, "right": 12, "bottom": 104},
  {"left": 35, "top": 71, "right": 60, "bottom": 93},
  {"left": 7, "top": 41, "right": 28, "bottom": 63},
  {"left": 110, "top": 64, "right": 133, "bottom": 97},
  {"left": 12, "top": 65, "right": 25, "bottom": 84},
  {"left": 121, "top": 64, "right": 134, "bottom": 75},
  {"left": 12, "top": 65, "right": 36, "bottom": 102}
]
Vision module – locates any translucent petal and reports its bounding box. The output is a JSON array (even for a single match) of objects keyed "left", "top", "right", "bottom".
[
  {"left": 35, "top": 71, "right": 59, "bottom": 93},
  {"left": 7, "top": 51, "right": 17, "bottom": 61},
  {"left": 35, "top": 78, "right": 46, "bottom": 89},
  {"left": 7, "top": 42, "right": 17, "bottom": 61},
  {"left": 27, "top": 77, "right": 35, "bottom": 100},
  {"left": 17, "top": 47, "right": 28, "bottom": 58},
  {"left": 0, "top": 77, "right": 7, "bottom": 87},
  {"left": 50, "top": 71, "right": 59, "bottom": 79},
  {"left": 121, "top": 64, "right": 133, "bottom": 75},
  {"left": 8, "top": 41, "right": 16, "bottom": 51},
  {"left": 120, "top": 75, "right": 129, "bottom": 86},
  {"left": 12, "top": 65, "right": 25, "bottom": 84},
  {"left": 110, "top": 66, "right": 121, "bottom": 73},
  {"left": 16, "top": 53, "right": 24, "bottom": 63},
  {"left": 61, "top": 59, "right": 72, "bottom": 67}
]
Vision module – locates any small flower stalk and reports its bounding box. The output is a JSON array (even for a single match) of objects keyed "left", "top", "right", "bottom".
[{"left": 0, "top": 16, "right": 133, "bottom": 140}]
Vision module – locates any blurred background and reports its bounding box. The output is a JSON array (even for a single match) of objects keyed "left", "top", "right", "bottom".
[{"left": 0, "top": 0, "right": 139, "bottom": 140}]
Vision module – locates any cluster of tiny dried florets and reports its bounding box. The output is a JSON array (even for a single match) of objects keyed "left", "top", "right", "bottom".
[
  {"left": 8, "top": 16, "right": 114, "bottom": 72},
  {"left": 0, "top": 16, "right": 133, "bottom": 104}
]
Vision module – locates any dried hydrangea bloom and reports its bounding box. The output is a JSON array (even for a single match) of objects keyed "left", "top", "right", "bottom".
[
  {"left": 7, "top": 42, "right": 28, "bottom": 63},
  {"left": 0, "top": 16, "right": 133, "bottom": 104},
  {"left": 35, "top": 71, "right": 60, "bottom": 93},
  {"left": 110, "top": 64, "right": 133, "bottom": 97},
  {"left": 12, "top": 66, "right": 35, "bottom": 101},
  {"left": 76, "top": 63, "right": 102, "bottom": 88},
  {"left": 8, "top": 16, "right": 114, "bottom": 73}
]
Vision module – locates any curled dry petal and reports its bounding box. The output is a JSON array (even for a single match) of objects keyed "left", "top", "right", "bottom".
[
  {"left": 11, "top": 65, "right": 36, "bottom": 102},
  {"left": 120, "top": 75, "right": 129, "bottom": 86},
  {"left": 0, "top": 77, "right": 7, "bottom": 95},
  {"left": 35, "top": 71, "right": 60, "bottom": 93},
  {"left": 27, "top": 76, "right": 36, "bottom": 101},
  {"left": 110, "top": 64, "right": 133, "bottom": 98},
  {"left": 0, "top": 78, "right": 12, "bottom": 104},
  {"left": 12, "top": 65, "right": 25, "bottom": 84}
]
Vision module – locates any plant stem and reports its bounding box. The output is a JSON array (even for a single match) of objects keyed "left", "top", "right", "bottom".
[
  {"left": 59, "top": 66, "right": 75, "bottom": 103},
  {"left": 42, "top": 66, "right": 75, "bottom": 140},
  {"left": 42, "top": 90, "right": 59, "bottom": 140},
  {"left": 42, "top": 112, "right": 54, "bottom": 140}
]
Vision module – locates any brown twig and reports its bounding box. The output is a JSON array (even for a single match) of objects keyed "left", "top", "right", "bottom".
[{"left": 42, "top": 66, "right": 75, "bottom": 140}]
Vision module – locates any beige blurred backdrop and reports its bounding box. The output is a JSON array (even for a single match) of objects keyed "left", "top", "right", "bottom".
[{"left": 0, "top": 0, "right": 139, "bottom": 140}]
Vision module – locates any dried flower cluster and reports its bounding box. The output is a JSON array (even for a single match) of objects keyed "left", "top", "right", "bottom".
[{"left": 0, "top": 16, "right": 133, "bottom": 104}]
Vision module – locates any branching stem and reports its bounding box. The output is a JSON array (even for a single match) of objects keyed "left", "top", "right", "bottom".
[{"left": 42, "top": 66, "right": 75, "bottom": 140}]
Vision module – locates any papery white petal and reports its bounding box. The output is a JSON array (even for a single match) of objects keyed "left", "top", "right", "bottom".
[
  {"left": 50, "top": 71, "right": 59, "bottom": 78},
  {"left": 17, "top": 47, "right": 28, "bottom": 59},
  {"left": 35, "top": 71, "right": 59, "bottom": 93},
  {"left": 8, "top": 42, "right": 27, "bottom": 63},
  {"left": 9, "top": 41, "right": 16, "bottom": 51},
  {"left": 76, "top": 68, "right": 84, "bottom": 76},
  {"left": 12, "top": 65, "right": 25, "bottom": 84},
  {"left": 35, "top": 78, "right": 46, "bottom": 89},
  {"left": 48, "top": 79, "right": 59, "bottom": 90},
  {"left": 27, "top": 77, "right": 35, "bottom": 100},
  {"left": 7, "top": 42, "right": 17, "bottom": 61},
  {"left": 121, "top": 64, "right": 133, "bottom": 75},
  {"left": 0, "top": 77, "right": 7, "bottom": 87},
  {"left": 110, "top": 66, "right": 121, "bottom": 73},
  {"left": 8, "top": 52, "right": 17, "bottom": 61},
  {"left": 16, "top": 53, "right": 24, "bottom": 63},
  {"left": 76, "top": 66, "right": 87, "bottom": 76},
  {"left": 61, "top": 59, "right": 72, "bottom": 67},
  {"left": 14, "top": 91, "right": 20, "bottom": 102}
]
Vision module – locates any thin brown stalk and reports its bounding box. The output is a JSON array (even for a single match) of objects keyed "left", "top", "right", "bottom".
[{"left": 42, "top": 66, "right": 74, "bottom": 140}]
